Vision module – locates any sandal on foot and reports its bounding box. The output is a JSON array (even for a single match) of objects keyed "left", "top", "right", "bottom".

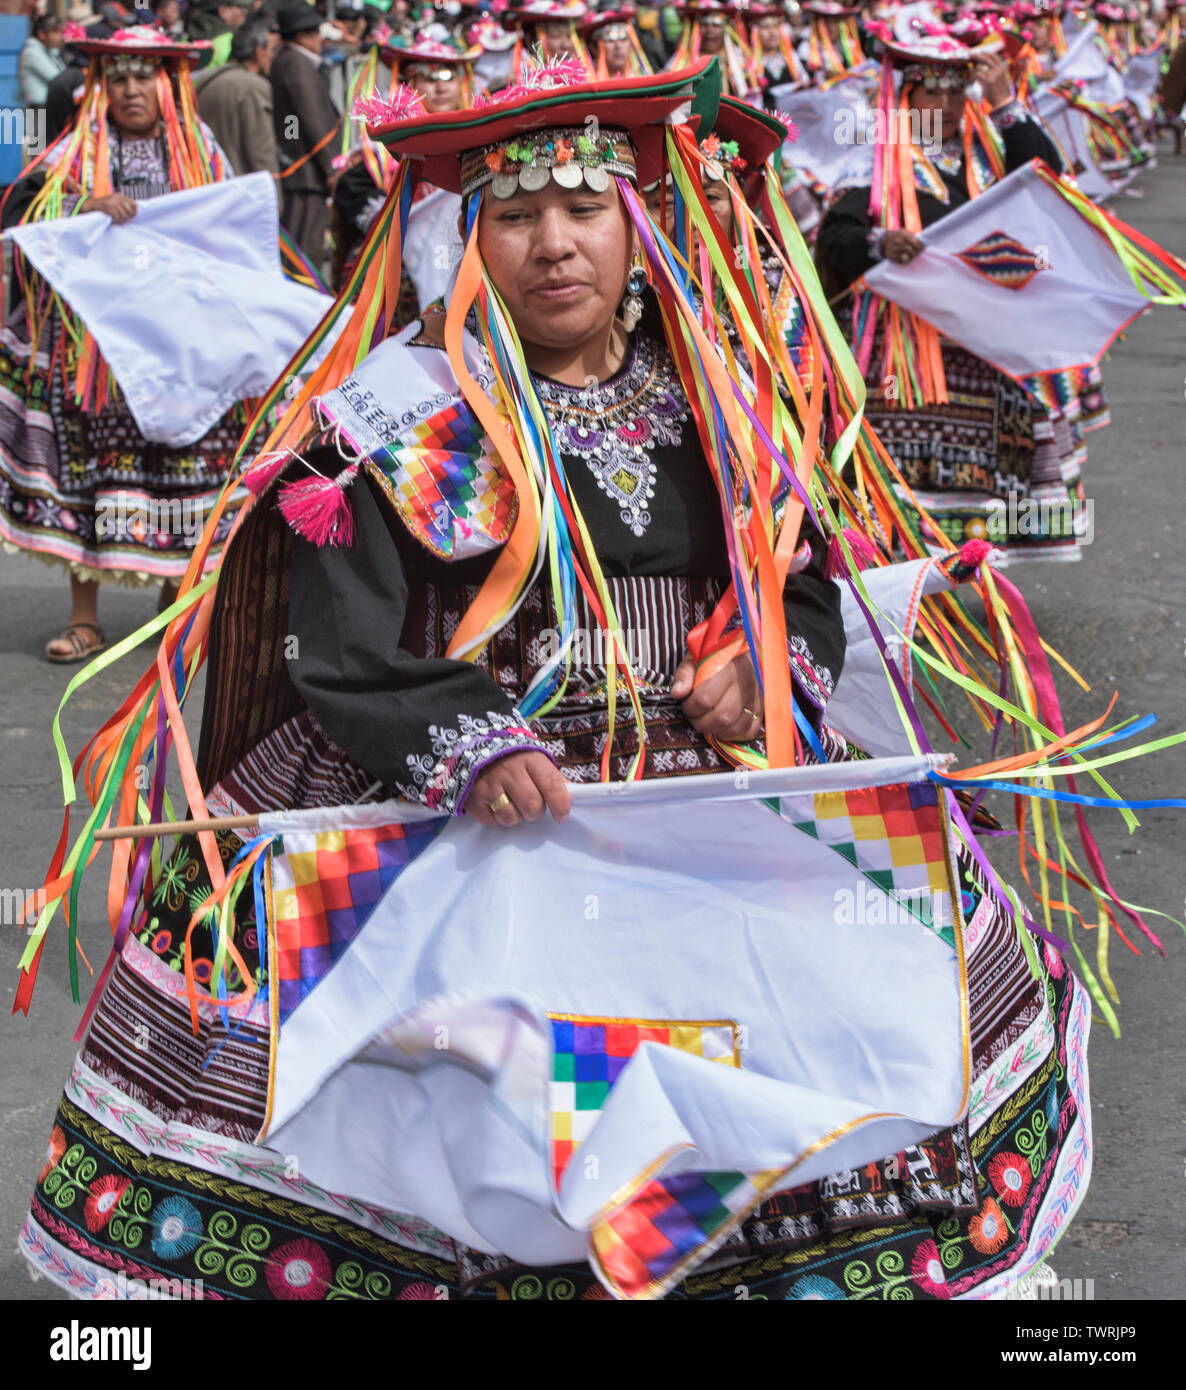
[{"left": 46, "top": 621, "right": 106, "bottom": 665}]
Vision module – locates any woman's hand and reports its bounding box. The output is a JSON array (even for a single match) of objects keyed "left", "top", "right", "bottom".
[
  {"left": 884, "top": 229, "right": 924, "bottom": 266},
  {"left": 671, "top": 649, "right": 764, "bottom": 742},
  {"left": 465, "top": 750, "right": 571, "bottom": 828},
  {"left": 973, "top": 52, "right": 1015, "bottom": 109},
  {"left": 79, "top": 193, "right": 137, "bottom": 224}
]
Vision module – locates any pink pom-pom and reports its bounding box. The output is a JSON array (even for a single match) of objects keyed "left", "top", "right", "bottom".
[
  {"left": 825, "top": 528, "right": 880, "bottom": 581},
  {"left": 783, "top": 118, "right": 799, "bottom": 144},
  {"left": 241, "top": 450, "right": 292, "bottom": 497},
  {"left": 958, "top": 537, "right": 993, "bottom": 570},
  {"left": 277, "top": 467, "right": 358, "bottom": 547}
]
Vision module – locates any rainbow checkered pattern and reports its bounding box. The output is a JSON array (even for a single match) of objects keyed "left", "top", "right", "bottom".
[
  {"left": 790, "top": 780, "right": 954, "bottom": 942},
  {"left": 367, "top": 401, "right": 517, "bottom": 560},
  {"left": 550, "top": 1013, "right": 777, "bottom": 1299},
  {"left": 270, "top": 821, "right": 443, "bottom": 1022},
  {"left": 591, "top": 1166, "right": 780, "bottom": 1299},
  {"left": 549, "top": 1015, "right": 740, "bottom": 1189},
  {"left": 955, "top": 230, "right": 1042, "bottom": 291}
]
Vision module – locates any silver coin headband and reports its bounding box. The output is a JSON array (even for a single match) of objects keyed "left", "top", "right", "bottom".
[
  {"left": 105, "top": 54, "right": 162, "bottom": 77},
  {"left": 460, "top": 126, "right": 637, "bottom": 199},
  {"left": 902, "top": 63, "right": 970, "bottom": 90},
  {"left": 405, "top": 63, "right": 461, "bottom": 81}
]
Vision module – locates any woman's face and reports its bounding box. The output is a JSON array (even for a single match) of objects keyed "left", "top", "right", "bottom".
[
  {"left": 703, "top": 176, "right": 735, "bottom": 243},
  {"left": 107, "top": 69, "right": 162, "bottom": 137},
  {"left": 756, "top": 16, "right": 782, "bottom": 51},
  {"left": 542, "top": 22, "right": 577, "bottom": 57},
  {"left": 478, "top": 180, "right": 633, "bottom": 357},
  {"left": 601, "top": 35, "right": 631, "bottom": 72},
  {"left": 407, "top": 66, "right": 463, "bottom": 112},
  {"left": 699, "top": 18, "right": 726, "bottom": 53},
  {"left": 907, "top": 81, "right": 964, "bottom": 146},
  {"left": 643, "top": 178, "right": 675, "bottom": 237},
  {"left": 1031, "top": 18, "right": 1051, "bottom": 47}
]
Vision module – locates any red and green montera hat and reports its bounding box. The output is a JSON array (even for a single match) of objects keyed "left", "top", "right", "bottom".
[{"left": 67, "top": 24, "right": 214, "bottom": 70}]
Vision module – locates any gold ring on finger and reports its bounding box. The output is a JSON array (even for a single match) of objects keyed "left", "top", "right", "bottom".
[{"left": 488, "top": 792, "right": 512, "bottom": 814}]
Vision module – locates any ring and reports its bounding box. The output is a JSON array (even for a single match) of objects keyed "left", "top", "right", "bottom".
[
  {"left": 487, "top": 792, "right": 512, "bottom": 815},
  {"left": 743, "top": 706, "right": 760, "bottom": 726}
]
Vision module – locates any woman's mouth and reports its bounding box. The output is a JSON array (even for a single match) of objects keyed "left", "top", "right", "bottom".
[{"left": 531, "top": 282, "right": 586, "bottom": 302}]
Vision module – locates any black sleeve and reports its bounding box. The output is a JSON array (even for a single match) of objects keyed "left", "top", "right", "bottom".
[
  {"left": 2, "top": 169, "right": 47, "bottom": 231},
  {"left": 814, "top": 185, "right": 876, "bottom": 296},
  {"left": 286, "top": 465, "right": 544, "bottom": 814},
  {"left": 783, "top": 526, "right": 845, "bottom": 718},
  {"left": 994, "top": 103, "right": 1064, "bottom": 174}
]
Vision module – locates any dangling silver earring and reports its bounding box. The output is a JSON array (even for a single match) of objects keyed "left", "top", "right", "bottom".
[{"left": 621, "top": 261, "right": 647, "bottom": 332}]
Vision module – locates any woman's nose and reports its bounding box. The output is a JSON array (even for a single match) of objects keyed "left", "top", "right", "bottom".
[{"left": 531, "top": 208, "right": 576, "bottom": 260}]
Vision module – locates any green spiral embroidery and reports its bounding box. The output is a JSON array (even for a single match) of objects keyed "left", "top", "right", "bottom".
[
  {"left": 327, "top": 1262, "right": 393, "bottom": 1300},
  {"left": 46, "top": 1143, "right": 98, "bottom": 1210},
  {"left": 107, "top": 1183, "right": 153, "bottom": 1248}
]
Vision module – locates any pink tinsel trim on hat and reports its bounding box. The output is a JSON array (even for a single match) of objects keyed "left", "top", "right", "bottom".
[
  {"left": 354, "top": 85, "right": 427, "bottom": 126},
  {"left": 478, "top": 55, "right": 590, "bottom": 106}
]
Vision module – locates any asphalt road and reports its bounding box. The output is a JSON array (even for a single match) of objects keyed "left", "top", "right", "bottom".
[{"left": 1, "top": 149, "right": 1184, "bottom": 1303}]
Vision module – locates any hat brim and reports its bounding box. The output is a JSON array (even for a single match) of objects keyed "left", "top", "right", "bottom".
[
  {"left": 880, "top": 38, "right": 975, "bottom": 66},
  {"left": 75, "top": 37, "right": 214, "bottom": 69},
  {"left": 582, "top": 9, "right": 638, "bottom": 36},
  {"left": 383, "top": 45, "right": 482, "bottom": 66},
  {"left": 370, "top": 59, "right": 717, "bottom": 194}
]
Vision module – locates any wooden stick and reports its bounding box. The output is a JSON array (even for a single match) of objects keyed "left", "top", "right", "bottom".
[{"left": 93, "top": 813, "right": 261, "bottom": 842}]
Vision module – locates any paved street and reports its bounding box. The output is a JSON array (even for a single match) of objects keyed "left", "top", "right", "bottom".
[{"left": 1, "top": 148, "right": 1184, "bottom": 1302}]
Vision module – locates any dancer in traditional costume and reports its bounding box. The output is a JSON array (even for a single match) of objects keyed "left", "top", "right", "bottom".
[
  {"left": 19, "top": 56, "right": 1144, "bottom": 1302},
  {"left": 331, "top": 34, "right": 477, "bottom": 296},
  {"left": 583, "top": 8, "right": 653, "bottom": 78},
  {"left": 669, "top": 0, "right": 757, "bottom": 96},
  {"left": 815, "top": 28, "right": 1089, "bottom": 560},
  {"left": 507, "top": 0, "right": 594, "bottom": 81},
  {"left": 748, "top": 2, "right": 810, "bottom": 88},
  {"left": 802, "top": 0, "right": 866, "bottom": 79},
  {"left": 646, "top": 95, "right": 818, "bottom": 376},
  {"left": 0, "top": 26, "right": 240, "bottom": 662}
]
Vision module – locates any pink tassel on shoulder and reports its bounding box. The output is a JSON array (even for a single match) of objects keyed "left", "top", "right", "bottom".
[
  {"left": 241, "top": 450, "right": 293, "bottom": 496},
  {"left": 277, "top": 464, "right": 359, "bottom": 547}
]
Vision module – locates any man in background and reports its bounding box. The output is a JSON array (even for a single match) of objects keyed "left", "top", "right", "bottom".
[
  {"left": 195, "top": 19, "right": 281, "bottom": 176},
  {"left": 270, "top": 0, "right": 341, "bottom": 267}
]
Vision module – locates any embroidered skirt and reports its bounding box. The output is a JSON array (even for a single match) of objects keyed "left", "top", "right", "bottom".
[
  {"left": 0, "top": 305, "right": 241, "bottom": 584},
  {"left": 863, "top": 337, "right": 1087, "bottom": 564},
  {"left": 20, "top": 574, "right": 1092, "bottom": 1301}
]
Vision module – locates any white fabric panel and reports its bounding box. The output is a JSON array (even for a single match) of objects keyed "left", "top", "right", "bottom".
[
  {"left": 268, "top": 758, "right": 968, "bottom": 1271},
  {"left": 5, "top": 173, "right": 334, "bottom": 446},
  {"left": 864, "top": 162, "right": 1149, "bottom": 378}
]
